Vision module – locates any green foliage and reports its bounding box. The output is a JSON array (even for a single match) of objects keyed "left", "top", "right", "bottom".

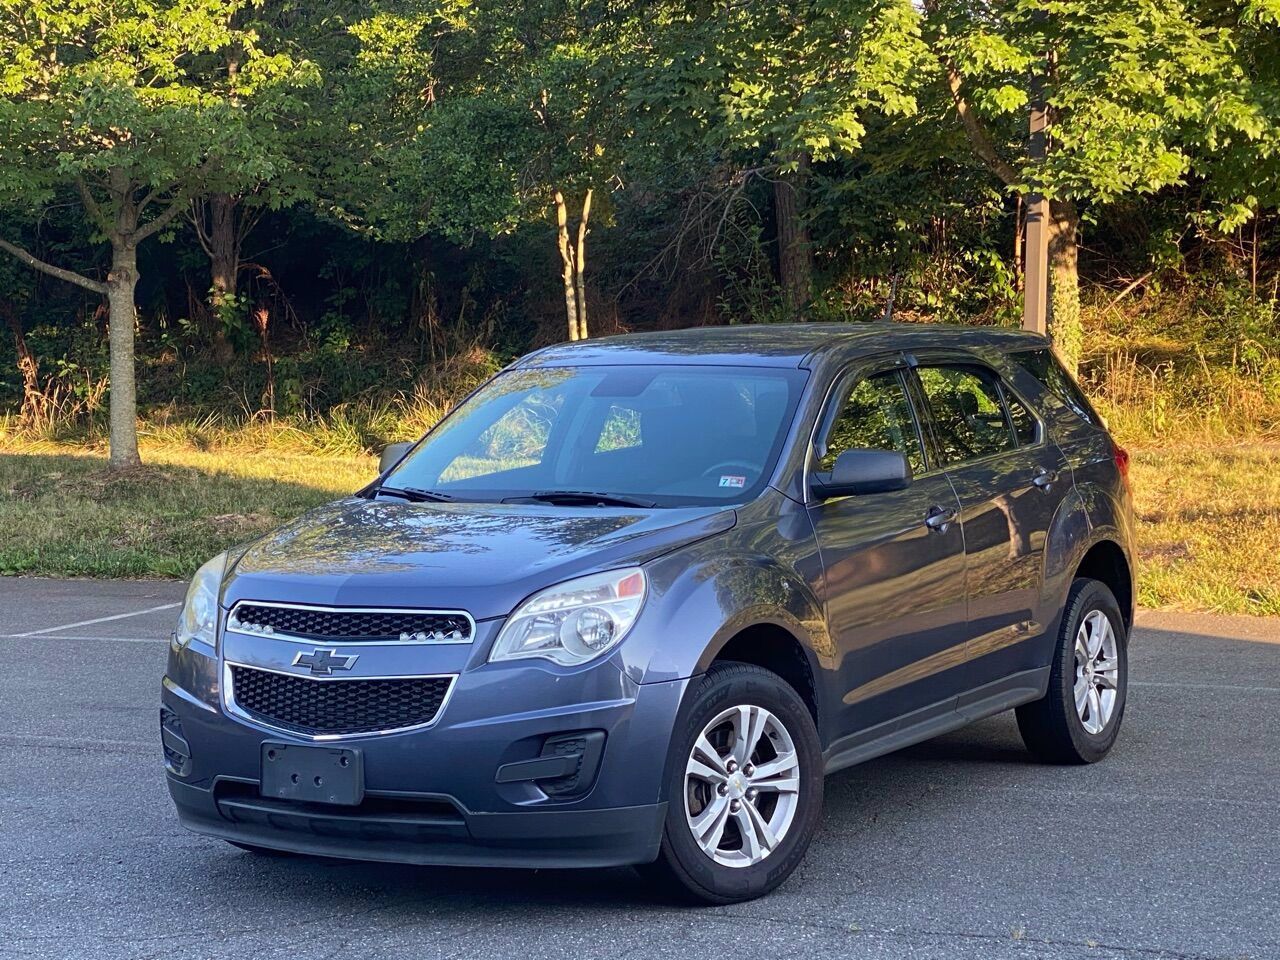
[
  {"left": 0, "top": 0, "right": 1278, "bottom": 449},
  {"left": 631, "top": 0, "right": 929, "bottom": 164},
  {"left": 924, "top": 0, "right": 1280, "bottom": 218},
  {"left": 329, "top": 0, "right": 627, "bottom": 244},
  {"left": 0, "top": 0, "right": 317, "bottom": 218}
]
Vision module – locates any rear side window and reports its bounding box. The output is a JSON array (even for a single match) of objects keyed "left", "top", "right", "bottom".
[
  {"left": 1004, "top": 390, "right": 1039, "bottom": 445},
  {"left": 1010, "top": 348, "right": 1099, "bottom": 425},
  {"left": 916, "top": 366, "right": 1015, "bottom": 465}
]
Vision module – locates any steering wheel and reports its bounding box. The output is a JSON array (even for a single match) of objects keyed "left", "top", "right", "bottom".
[{"left": 700, "top": 460, "right": 760, "bottom": 480}]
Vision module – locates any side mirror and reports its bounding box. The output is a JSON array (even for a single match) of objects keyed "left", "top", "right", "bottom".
[
  {"left": 378, "top": 441, "right": 413, "bottom": 475},
  {"left": 811, "top": 448, "right": 912, "bottom": 500}
]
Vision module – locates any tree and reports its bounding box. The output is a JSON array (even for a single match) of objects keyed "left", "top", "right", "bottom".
[
  {"left": 923, "top": 0, "right": 1275, "bottom": 367},
  {"left": 0, "top": 0, "right": 314, "bottom": 466},
  {"left": 329, "top": 0, "right": 624, "bottom": 343},
  {"left": 189, "top": 2, "right": 347, "bottom": 357},
  {"left": 628, "top": 0, "right": 929, "bottom": 318}
]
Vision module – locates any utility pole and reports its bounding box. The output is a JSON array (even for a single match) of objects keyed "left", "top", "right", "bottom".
[{"left": 1022, "top": 100, "right": 1049, "bottom": 335}]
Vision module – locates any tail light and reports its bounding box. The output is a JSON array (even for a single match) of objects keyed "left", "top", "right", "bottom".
[{"left": 1113, "top": 442, "right": 1131, "bottom": 491}]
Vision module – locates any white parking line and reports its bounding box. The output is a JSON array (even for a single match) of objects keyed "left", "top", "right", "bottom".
[
  {"left": 13, "top": 601, "right": 180, "bottom": 637},
  {"left": 0, "top": 633, "right": 164, "bottom": 643}
]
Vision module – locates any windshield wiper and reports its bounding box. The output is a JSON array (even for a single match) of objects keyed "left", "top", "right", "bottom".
[
  {"left": 375, "top": 485, "right": 455, "bottom": 503},
  {"left": 512, "top": 490, "right": 656, "bottom": 508}
]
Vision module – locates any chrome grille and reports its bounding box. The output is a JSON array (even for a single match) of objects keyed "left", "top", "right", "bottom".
[
  {"left": 228, "top": 602, "right": 472, "bottom": 643},
  {"left": 228, "top": 664, "right": 453, "bottom": 736}
]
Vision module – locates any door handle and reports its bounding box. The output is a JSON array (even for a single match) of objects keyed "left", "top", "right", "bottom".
[
  {"left": 924, "top": 505, "right": 957, "bottom": 533},
  {"left": 1032, "top": 467, "right": 1059, "bottom": 491}
]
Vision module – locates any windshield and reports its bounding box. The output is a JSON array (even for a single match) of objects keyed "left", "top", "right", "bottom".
[{"left": 383, "top": 365, "right": 807, "bottom": 507}]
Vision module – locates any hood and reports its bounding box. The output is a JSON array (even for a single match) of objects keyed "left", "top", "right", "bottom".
[{"left": 221, "top": 497, "right": 736, "bottom": 620}]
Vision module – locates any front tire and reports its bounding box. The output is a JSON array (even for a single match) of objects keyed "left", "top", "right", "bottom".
[
  {"left": 1017, "top": 578, "right": 1128, "bottom": 764},
  {"left": 641, "top": 662, "right": 823, "bottom": 904}
]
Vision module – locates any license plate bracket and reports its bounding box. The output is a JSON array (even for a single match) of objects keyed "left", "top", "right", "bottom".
[{"left": 260, "top": 741, "right": 364, "bottom": 806}]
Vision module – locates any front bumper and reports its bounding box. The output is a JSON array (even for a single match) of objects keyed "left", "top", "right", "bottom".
[
  {"left": 161, "top": 630, "right": 686, "bottom": 869},
  {"left": 166, "top": 774, "right": 666, "bottom": 868}
]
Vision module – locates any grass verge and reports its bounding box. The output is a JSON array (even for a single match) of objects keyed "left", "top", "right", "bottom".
[
  {"left": 2, "top": 438, "right": 1277, "bottom": 616},
  {"left": 1130, "top": 444, "right": 1280, "bottom": 616},
  {"left": 0, "top": 443, "right": 369, "bottom": 578}
]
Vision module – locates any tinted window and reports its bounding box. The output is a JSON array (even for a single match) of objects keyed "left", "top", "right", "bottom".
[
  {"left": 387, "top": 365, "right": 805, "bottom": 506},
  {"left": 820, "top": 371, "right": 925, "bottom": 475},
  {"left": 917, "top": 366, "right": 1014, "bottom": 465},
  {"left": 1011, "top": 348, "right": 1099, "bottom": 424},
  {"left": 1004, "top": 388, "right": 1039, "bottom": 445}
]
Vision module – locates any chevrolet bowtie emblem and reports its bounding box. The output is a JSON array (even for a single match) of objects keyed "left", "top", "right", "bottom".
[{"left": 292, "top": 648, "right": 358, "bottom": 676}]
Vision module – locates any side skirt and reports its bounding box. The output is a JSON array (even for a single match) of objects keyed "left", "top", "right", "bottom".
[
  {"left": 821, "top": 666, "right": 1050, "bottom": 776},
  {"left": 956, "top": 666, "right": 1050, "bottom": 722}
]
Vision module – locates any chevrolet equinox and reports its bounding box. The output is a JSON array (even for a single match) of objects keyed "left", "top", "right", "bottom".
[{"left": 162, "top": 323, "right": 1135, "bottom": 903}]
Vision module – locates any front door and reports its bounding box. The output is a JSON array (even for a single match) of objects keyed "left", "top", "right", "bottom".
[
  {"left": 806, "top": 364, "right": 970, "bottom": 741},
  {"left": 910, "top": 361, "right": 1071, "bottom": 696}
]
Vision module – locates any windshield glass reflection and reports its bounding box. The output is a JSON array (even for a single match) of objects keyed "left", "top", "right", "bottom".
[{"left": 384, "top": 365, "right": 807, "bottom": 507}]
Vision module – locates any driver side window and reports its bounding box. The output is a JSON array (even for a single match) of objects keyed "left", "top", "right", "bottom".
[{"left": 820, "top": 371, "right": 925, "bottom": 476}]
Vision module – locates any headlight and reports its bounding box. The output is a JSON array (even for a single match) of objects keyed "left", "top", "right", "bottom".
[
  {"left": 175, "top": 553, "right": 227, "bottom": 648},
  {"left": 489, "top": 568, "right": 646, "bottom": 666}
]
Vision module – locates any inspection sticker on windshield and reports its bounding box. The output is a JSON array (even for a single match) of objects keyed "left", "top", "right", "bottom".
[{"left": 718, "top": 475, "right": 746, "bottom": 489}]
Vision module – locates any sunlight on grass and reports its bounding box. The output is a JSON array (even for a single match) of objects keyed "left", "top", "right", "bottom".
[
  {"left": 1130, "top": 444, "right": 1280, "bottom": 616},
  {"left": 0, "top": 442, "right": 373, "bottom": 578}
]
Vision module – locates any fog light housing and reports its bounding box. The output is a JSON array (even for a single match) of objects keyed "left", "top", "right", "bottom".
[
  {"left": 160, "top": 707, "right": 192, "bottom": 778},
  {"left": 494, "top": 730, "right": 607, "bottom": 800}
]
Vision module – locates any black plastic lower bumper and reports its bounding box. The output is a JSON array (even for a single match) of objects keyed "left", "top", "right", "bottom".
[{"left": 168, "top": 774, "right": 667, "bottom": 869}]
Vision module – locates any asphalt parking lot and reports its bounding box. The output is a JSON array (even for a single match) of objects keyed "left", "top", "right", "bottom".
[{"left": 1, "top": 577, "right": 1277, "bottom": 960}]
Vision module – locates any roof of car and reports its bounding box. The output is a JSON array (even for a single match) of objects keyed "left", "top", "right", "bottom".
[{"left": 514, "top": 322, "right": 1051, "bottom": 369}]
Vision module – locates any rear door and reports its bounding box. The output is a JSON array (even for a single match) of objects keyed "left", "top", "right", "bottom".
[
  {"left": 806, "top": 359, "right": 969, "bottom": 739},
  {"left": 908, "top": 356, "right": 1070, "bottom": 698}
]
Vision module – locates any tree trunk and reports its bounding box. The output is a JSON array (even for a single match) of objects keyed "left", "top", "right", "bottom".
[
  {"left": 206, "top": 193, "right": 240, "bottom": 307},
  {"left": 106, "top": 241, "right": 142, "bottom": 468},
  {"left": 775, "top": 153, "right": 813, "bottom": 318},
  {"left": 554, "top": 190, "right": 580, "bottom": 341},
  {"left": 0, "top": 166, "right": 190, "bottom": 469},
  {"left": 1047, "top": 199, "right": 1082, "bottom": 373},
  {"left": 192, "top": 192, "right": 243, "bottom": 365},
  {"left": 575, "top": 189, "right": 592, "bottom": 340}
]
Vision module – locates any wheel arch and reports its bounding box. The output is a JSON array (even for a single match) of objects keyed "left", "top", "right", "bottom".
[
  {"left": 708, "top": 622, "right": 820, "bottom": 728},
  {"left": 1074, "top": 538, "right": 1134, "bottom": 631}
]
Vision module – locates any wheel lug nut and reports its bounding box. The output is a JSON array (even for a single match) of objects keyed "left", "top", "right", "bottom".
[
  {"left": 726, "top": 760, "right": 738, "bottom": 773},
  {"left": 747, "top": 788, "right": 758, "bottom": 801},
  {"left": 717, "top": 783, "right": 728, "bottom": 796},
  {"left": 744, "top": 764, "right": 755, "bottom": 777},
  {"left": 730, "top": 800, "right": 741, "bottom": 813}
]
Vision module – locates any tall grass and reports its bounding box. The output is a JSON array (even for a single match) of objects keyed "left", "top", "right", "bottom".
[
  {"left": 1080, "top": 288, "right": 1280, "bottom": 445},
  {"left": 1088, "top": 349, "right": 1280, "bottom": 444},
  {"left": 0, "top": 345, "right": 498, "bottom": 457}
]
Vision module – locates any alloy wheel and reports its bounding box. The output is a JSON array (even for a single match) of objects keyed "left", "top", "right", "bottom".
[
  {"left": 1074, "top": 610, "right": 1120, "bottom": 735},
  {"left": 683, "top": 704, "right": 801, "bottom": 868}
]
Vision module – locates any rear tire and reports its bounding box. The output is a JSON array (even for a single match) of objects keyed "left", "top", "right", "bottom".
[
  {"left": 640, "top": 662, "right": 823, "bottom": 904},
  {"left": 1017, "top": 578, "right": 1128, "bottom": 764}
]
